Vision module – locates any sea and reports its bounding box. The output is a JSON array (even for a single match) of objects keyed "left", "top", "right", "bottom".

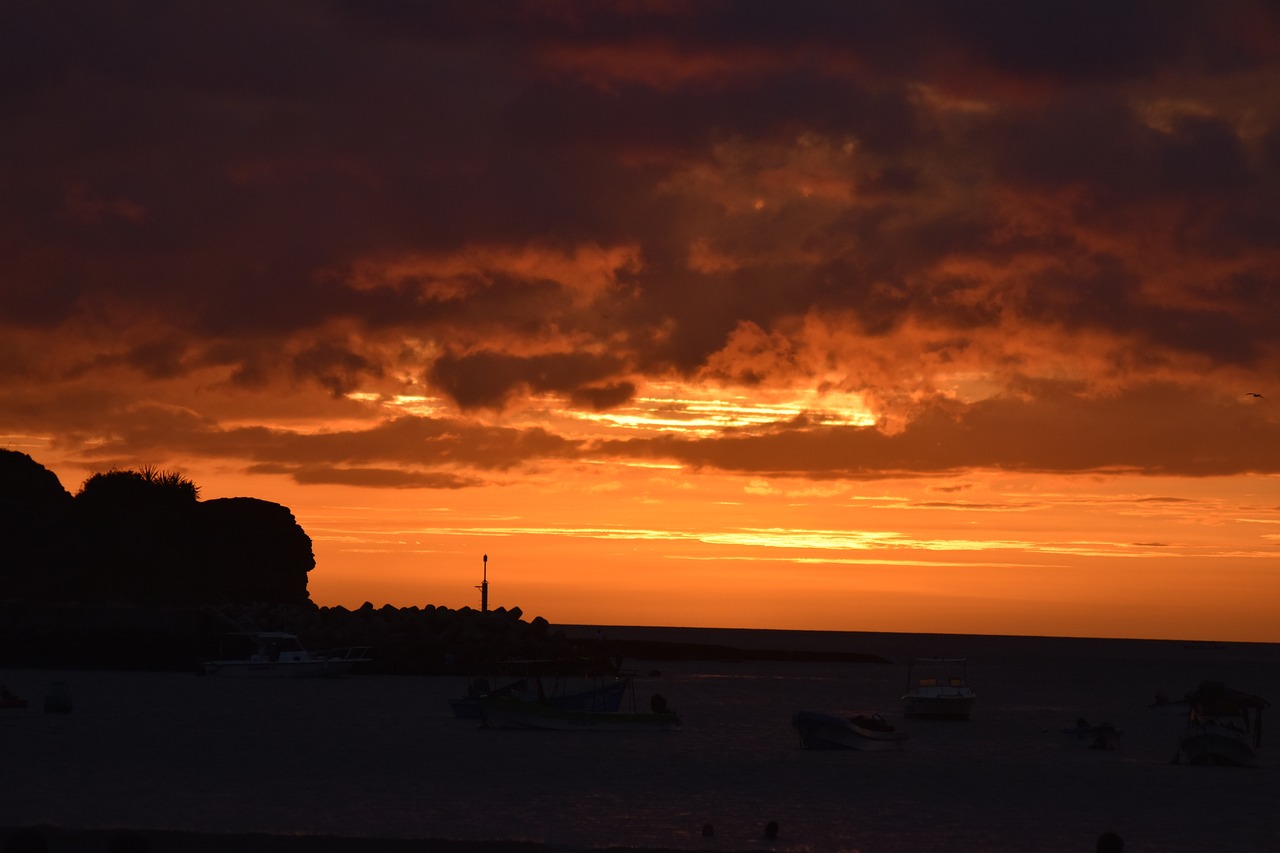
[{"left": 2, "top": 626, "right": 1278, "bottom": 853}]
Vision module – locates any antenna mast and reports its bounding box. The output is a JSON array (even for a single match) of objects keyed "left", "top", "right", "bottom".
[{"left": 476, "top": 553, "right": 489, "bottom": 612}]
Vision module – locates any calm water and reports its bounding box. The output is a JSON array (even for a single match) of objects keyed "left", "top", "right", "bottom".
[{"left": 3, "top": 627, "right": 1278, "bottom": 852}]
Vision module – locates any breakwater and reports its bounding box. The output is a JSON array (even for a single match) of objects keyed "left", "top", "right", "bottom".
[{"left": 0, "top": 602, "right": 890, "bottom": 674}]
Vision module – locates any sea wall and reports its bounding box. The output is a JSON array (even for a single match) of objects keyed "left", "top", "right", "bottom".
[
  {"left": 0, "top": 601, "right": 580, "bottom": 674},
  {"left": 0, "top": 601, "right": 892, "bottom": 674}
]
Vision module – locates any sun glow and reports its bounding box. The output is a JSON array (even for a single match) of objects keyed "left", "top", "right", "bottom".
[{"left": 575, "top": 381, "right": 877, "bottom": 436}]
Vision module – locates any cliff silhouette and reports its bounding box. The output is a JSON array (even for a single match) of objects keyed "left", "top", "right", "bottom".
[
  {"left": 2, "top": 450, "right": 311, "bottom": 607},
  {"left": 0, "top": 450, "right": 588, "bottom": 673},
  {"left": 1, "top": 450, "right": 890, "bottom": 673}
]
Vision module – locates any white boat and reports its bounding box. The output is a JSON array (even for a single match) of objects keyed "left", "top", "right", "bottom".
[
  {"left": 902, "top": 657, "right": 976, "bottom": 720},
  {"left": 479, "top": 672, "right": 679, "bottom": 731},
  {"left": 200, "top": 631, "right": 371, "bottom": 678},
  {"left": 792, "top": 711, "right": 908, "bottom": 750},
  {"left": 448, "top": 657, "right": 631, "bottom": 719},
  {"left": 1175, "top": 681, "right": 1268, "bottom": 767},
  {"left": 449, "top": 673, "right": 629, "bottom": 719}
]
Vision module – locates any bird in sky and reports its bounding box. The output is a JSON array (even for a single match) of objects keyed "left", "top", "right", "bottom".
[{"left": 1246, "top": 392, "right": 1264, "bottom": 398}]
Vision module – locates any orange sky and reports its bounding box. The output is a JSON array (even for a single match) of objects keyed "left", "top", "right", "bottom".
[{"left": 3, "top": 2, "right": 1280, "bottom": 642}]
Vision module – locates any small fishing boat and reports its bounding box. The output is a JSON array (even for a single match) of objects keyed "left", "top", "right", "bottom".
[
  {"left": 902, "top": 657, "right": 976, "bottom": 720},
  {"left": 478, "top": 671, "right": 679, "bottom": 731},
  {"left": 448, "top": 657, "right": 630, "bottom": 719},
  {"left": 1175, "top": 681, "right": 1268, "bottom": 767},
  {"left": 200, "top": 631, "right": 372, "bottom": 678},
  {"left": 792, "top": 711, "right": 908, "bottom": 750}
]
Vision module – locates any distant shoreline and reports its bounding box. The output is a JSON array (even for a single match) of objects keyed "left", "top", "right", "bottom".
[{"left": 596, "top": 636, "right": 891, "bottom": 665}]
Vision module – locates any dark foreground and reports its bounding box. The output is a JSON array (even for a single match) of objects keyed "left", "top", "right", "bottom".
[
  {"left": 2, "top": 827, "right": 767, "bottom": 853},
  {"left": 4, "top": 629, "right": 1276, "bottom": 853}
]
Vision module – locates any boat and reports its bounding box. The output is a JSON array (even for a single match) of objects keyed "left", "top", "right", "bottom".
[
  {"left": 1061, "top": 718, "right": 1122, "bottom": 749},
  {"left": 199, "top": 631, "right": 372, "bottom": 678},
  {"left": 792, "top": 711, "right": 909, "bottom": 750},
  {"left": 449, "top": 657, "right": 630, "bottom": 719},
  {"left": 1, "top": 685, "right": 27, "bottom": 710},
  {"left": 1175, "top": 681, "right": 1268, "bottom": 767},
  {"left": 478, "top": 671, "right": 679, "bottom": 731},
  {"left": 902, "top": 657, "right": 976, "bottom": 720},
  {"left": 448, "top": 676, "right": 530, "bottom": 719}
]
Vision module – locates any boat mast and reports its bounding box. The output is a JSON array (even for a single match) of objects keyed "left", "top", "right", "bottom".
[{"left": 477, "top": 553, "right": 489, "bottom": 612}]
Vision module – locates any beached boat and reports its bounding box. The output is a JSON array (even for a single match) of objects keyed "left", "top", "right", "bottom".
[
  {"left": 1175, "top": 681, "right": 1268, "bottom": 767},
  {"left": 478, "top": 671, "right": 679, "bottom": 731},
  {"left": 200, "top": 631, "right": 372, "bottom": 678},
  {"left": 902, "top": 657, "right": 976, "bottom": 720},
  {"left": 792, "top": 711, "right": 908, "bottom": 750}
]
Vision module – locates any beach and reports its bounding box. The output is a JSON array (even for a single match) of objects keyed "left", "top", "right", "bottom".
[{"left": 3, "top": 627, "right": 1278, "bottom": 852}]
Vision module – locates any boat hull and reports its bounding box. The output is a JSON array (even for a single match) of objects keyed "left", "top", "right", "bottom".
[
  {"left": 903, "top": 695, "right": 975, "bottom": 720},
  {"left": 1061, "top": 722, "right": 1122, "bottom": 749},
  {"left": 449, "top": 676, "right": 629, "bottom": 718},
  {"left": 200, "top": 632, "right": 371, "bottom": 678},
  {"left": 793, "top": 712, "right": 908, "bottom": 750},
  {"left": 902, "top": 658, "right": 976, "bottom": 720},
  {"left": 200, "top": 658, "right": 362, "bottom": 678},
  {"left": 1177, "top": 722, "right": 1260, "bottom": 767},
  {"left": 479, "top": 695, "right": 681, "bottom": 731}
]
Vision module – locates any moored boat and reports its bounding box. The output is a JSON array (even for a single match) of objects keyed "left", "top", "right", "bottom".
[
  {"left": 1175, "top": 681, "right": 1268, "bottom": 767},
  {"left": 478, "top": 671, "right": 679, "bottom": 731},
  {"left": 448, "top": 657, "right": 629, "bottom": 719},
  {"left": 200, "top": 631, "right": 372, "bottom": 678},
  {"left": 792, "top": 711, "right": 908, "bottom": 750},
  {"left": 902, "top": 657, "right": 976, "bottom": 720}
]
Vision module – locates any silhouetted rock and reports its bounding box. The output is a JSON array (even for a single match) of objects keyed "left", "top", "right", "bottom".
[
  {"left": 194, "top": 498, "right": 313, "bottom": 605},
  {"left": 0, "top": 450, "right": 74, "bottom": 595},
  {"left": 1, "top": 452, "right": 889, "bottom": 676},
  {"left": 1, "top": 453, "right": 313, "bottom": 607}
]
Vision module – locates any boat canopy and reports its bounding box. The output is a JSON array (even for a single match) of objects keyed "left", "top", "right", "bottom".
[{"left": 1188, "top": 681, "right": 1269, "bottom": 715}]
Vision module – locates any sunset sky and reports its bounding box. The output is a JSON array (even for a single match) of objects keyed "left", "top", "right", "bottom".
[{"left": 3, "top": 2, "right": 1280, "bottom": 642}]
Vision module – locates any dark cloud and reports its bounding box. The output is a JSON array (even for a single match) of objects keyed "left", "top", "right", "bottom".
[
  {"left": 598, "top": 382, "right": 1280, "bottom": 479},
  {"left": 569, "top": 382, "right": 637, "bottom": 411},
  {"left": 429, "top": 351, "right": 628, "bottom": 410},
  {"left": 253, "top": 463, "right": 481, "bottom": 490},
  {"left": 3, "top": 0, "right": 1279, "bottom": 488},
  {"left": 291, "top": 341, "right": 383, "bottom": 397}
]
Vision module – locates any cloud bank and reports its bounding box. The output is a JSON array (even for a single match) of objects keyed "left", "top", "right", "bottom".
[{"left": 3, "top": 0, "right": 1279, "bottom": 487}]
